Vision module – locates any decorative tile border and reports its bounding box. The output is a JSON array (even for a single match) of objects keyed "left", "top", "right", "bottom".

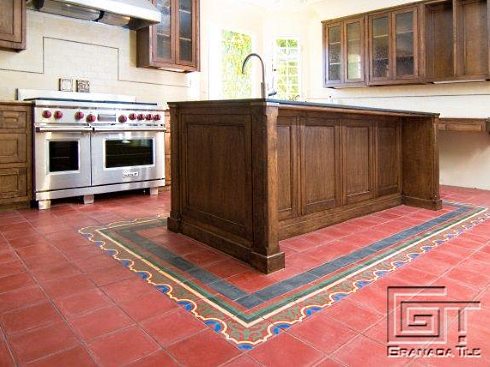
[{"left": 79, "top": 203, "right": 489, "bottom": 350}]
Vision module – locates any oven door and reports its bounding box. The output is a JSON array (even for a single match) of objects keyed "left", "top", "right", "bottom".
[
  {"left": 34, "top": 127, "right": 92, "bottom": 192},
  {"left": 91, "top": 129, "right": 164, "bottom": 186}
]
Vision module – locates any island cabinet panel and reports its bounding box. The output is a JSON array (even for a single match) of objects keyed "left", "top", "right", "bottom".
[
  {"left": 342, "top": 123, "right": 374, "bottom": 204},
  {"left": 377, "top": 122, "right": 402, "bottom": 196},
  {"left": 277, "top": 116, "right": 299, "bottom": 221},
  {"left": 168, "top": 100, "right": 441, "bottom": 274},
  {"left": 301, "top": 118, "right": 341, "bottom": 214},
  {"left": 181, "top": 115, "right": 253, "bottom": 241}
]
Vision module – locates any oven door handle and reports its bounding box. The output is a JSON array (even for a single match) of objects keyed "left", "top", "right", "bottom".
[
  {"left": 35, "top": 127, "right": 93, "bottom": 133},
  {"left": 93, "top": 127, "right": 166, "bottom": 132}
]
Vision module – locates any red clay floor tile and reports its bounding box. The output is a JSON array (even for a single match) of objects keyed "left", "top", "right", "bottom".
[
  {"left": 54, "top": 288, "right": 113, "bottom": 319},
  {"left": 25, "top": 346, "right": 97, "bottom": 367},
  {"left": 88, "top": 326, "right": 159, "bottom": 367},
  {"left": 119, "top": 290, "right": 178, "bottom": 321},
  {"left": 167, "top": 329, "right": 241, "bottom": 367},
  {"left": 0, "top": 302, "right": 62, "bottom": 335},
  {"left": 125, "top": 350, "right": 179, "bottom": 367},
  {"left": 249, "top": 332, "right": 324, "bottom": 367}
]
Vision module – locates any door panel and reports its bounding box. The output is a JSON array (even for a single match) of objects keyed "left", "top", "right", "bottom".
[
  {"left": 0, "top": 168, "right": 27, "bottom": 199},
  {"left": 377, "top": 123, "right": 401, "bottom": 196},
  {"left": 301, "top": 118, "right": 340, "bottom": 214},
  {"left": 277, "top": 117, "right": 299, "bottom": 220},
  {"left": 343, "top": 123, "right": 374, "bottom": 204}
]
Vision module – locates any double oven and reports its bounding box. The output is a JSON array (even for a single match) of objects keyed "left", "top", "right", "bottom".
[{"left": 28, "top": 96, "right": 166, "bottom": 209}]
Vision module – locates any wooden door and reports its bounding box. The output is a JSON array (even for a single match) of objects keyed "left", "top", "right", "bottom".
[
  {"left": 344, "top": 17, "right": 366, "bottom": 84},
  {"left": 324, "top": 22, "right": 344, "bottom": 85},
  {"left": 0, "top": 0, "right": 24, "bottom": 50},
  {"left": 392, "top": 8, "right": 419, "bottom": 80},
  {"left": 277, "top": 116, "right": 299, "bottom": 220},
  {"left": 454, "top": 0, "right": 489, "bottom": 78},
  {"left": 342, "top": 121, "right": 375, "bottom": 204},
  {"left": 300, "top": 118, "right": 341, "bottom": 214},
  {"left": 175, "top": 0, "right": 199, "bottom": 68},
  {"left": 151, "top": 0, "right": 177, "bottom": 65},
  {"left": 369, "top": 12, "right": 392, "bottom": 82}
]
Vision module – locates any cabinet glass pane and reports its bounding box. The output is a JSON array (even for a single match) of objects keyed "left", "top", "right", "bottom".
[
  {"left": 179, "top": 0, "right": 193, "bottom": 62},
  {"left": 328, "top": 25, "right": 341, "bottom": 81},
  {"left": 156, "top": 0, "right": 172, "bottom": 60},
  {"left": 346, "top": 22, "right": 362, "bottom": 80},
  {"left": 395, "top": 12, "right": 415, "bottom": 76},
  {"left": 372, "top": 16, "right": 389, "bottom": 78}
]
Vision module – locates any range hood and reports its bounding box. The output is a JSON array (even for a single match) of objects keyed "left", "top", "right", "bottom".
[{"left": 28, "top": 0, "right": 161, "bottom": 30}]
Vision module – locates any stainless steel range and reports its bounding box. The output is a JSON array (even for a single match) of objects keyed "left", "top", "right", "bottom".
[{"left": 23, "top": 92, "right": 166, "bottom": 210}]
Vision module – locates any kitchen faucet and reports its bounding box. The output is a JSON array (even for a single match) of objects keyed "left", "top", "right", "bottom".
[{"left": 242, "top": 53, "right": 276, "bottom": 99}]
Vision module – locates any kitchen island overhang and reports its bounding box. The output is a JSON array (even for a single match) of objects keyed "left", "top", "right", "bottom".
[{"left": 167, "top": 99, "right": 441, "bottom": 273}]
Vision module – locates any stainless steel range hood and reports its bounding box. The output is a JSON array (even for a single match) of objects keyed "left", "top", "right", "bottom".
[{"left": 28, "top": 0, "right": 161, "bottom": 30}]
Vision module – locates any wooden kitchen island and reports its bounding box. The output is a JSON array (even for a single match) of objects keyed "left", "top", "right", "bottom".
[{"left": 167, "top": 99, "right": 441, "bottom": 273}]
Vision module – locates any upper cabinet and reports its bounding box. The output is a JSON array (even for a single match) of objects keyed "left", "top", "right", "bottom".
[
  {"left": 369, "top": 7, "right": 421, "bottom": 85},
  {"left": 324, "top": 17, "right": 366, "bottom": 87},
  {"left": 0, "top": 0, "right": 26, "bottom": 52},
  {"left": 323, "top": 0, "right": 490, "bottom": 88},
  {"left": 137, "top": 0, "right": 200, "bottom": 72}
]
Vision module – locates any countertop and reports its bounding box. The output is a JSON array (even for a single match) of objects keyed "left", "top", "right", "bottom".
[{"left": 167, "top": 98, "right": 439, "bottom": 118}]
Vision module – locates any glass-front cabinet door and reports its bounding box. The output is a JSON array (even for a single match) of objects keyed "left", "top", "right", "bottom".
[
  {"left": 393, "top": 8, "right": 418, "bottom": 79},
  {"left": 176, "top": 0, "right": 196, "bottom": 65},
  {"left": 325, "top": 22, "right": 343, "bottom": 85},
  {"left": 344, "top": 18, "right": 365, "bottom": 83},
  {"left": 154, "top": 0, "right": 174, "bottom": 64},
  {"left": 370, "top": 13, "right": 391, "bottom": 81}
]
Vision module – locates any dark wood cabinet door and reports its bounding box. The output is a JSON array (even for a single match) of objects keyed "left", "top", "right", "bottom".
[
  {"left": 138, "top": 0, "right": 199, "bottom": 72},
  {"left": 342, "top": 122, "right": 374, "bottom": 204},
  {"left": 393, "top": 8, "right": 419, "bottom": 80},
  {"left": 176, "top": 0, "right": 199, "bottom": 67},
  {"left": 324, "top": 22, "right": 344, "bottom": 85},
  {"left": 300, "top": 118, "right": 341, "bottom": 214},
  {"left": 344, "top": 17, "right": 366, "bottom": 84},
  {"left": 0, "top": 0, "right": 25, "bottom": 51},
  {"left": 455, "top": 0, "right": 489, "bottom": 78},
  {"left": 369, "top": 13, "right": 392, "bottom": 82},
  {"left": 152, "top": 0, "right": 176, "bottom": 65}
]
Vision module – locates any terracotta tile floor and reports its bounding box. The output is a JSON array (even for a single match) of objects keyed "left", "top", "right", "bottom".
[{"left": 0, "top": 187, "right": 490, "bottom": 366}]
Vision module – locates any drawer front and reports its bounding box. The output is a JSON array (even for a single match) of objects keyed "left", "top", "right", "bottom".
[
  {"left": 0, "top": 168, "right": 27, "bottom": 199},
  {"left": 0, "top": 109, "right": 28, "bottom": 130},
  {"left": 0, "top": 133, "right": 27, "bottom": 164}
]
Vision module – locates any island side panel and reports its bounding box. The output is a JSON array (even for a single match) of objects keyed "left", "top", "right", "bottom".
[
  {"left": 167, "top": 105, "right": 182, "bottom": 232},
  {"left": 401, "top": 116, "right": 442, "bottom": 210}
]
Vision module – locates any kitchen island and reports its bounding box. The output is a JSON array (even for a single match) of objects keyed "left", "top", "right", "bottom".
[{"left": 167, "top": 99, "right": 441, "bottom": 273}]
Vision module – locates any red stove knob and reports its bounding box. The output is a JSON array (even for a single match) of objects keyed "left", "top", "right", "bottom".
[
  {"left": 54, "top": 111, "right": 63, "bottom": 120},
  {"left": 137, "top": 114, "right": 145, "bottom": 121},
  {"left": 86, "top": 114, "right": 97, "bottom": 123},
  {"left": 119, "top": 115, "right": 128, "bottom": 123},
  {"left": 128, "top": 113, "right": 136, "bottom": 120},
  {"left": 75, "top": 111, "right": 85, "bottom": 120},
  {"left": 153, "top": 114, "right": 161, "bottom": 121},
  {"left": 145, "top": 114, "right": 153, "bottom": 121},
  {"left": 42, "top": 110, "right": 52, "bottom": 119}
]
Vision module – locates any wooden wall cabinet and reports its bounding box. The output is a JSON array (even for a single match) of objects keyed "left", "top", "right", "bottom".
[
  {"left": 368, "top": 6, "right": 422, "bottom": 85},
  {"left": 0, "top": 103, "right": 32, "bottom": 209},
  {"left": 0, "top": 0, "right": 26, "bottom": 51},
  {"left": 425, "top": 0, "right": 490, "bottom": 81},
  {"left": 138, "top": 0, "right": 200, "bottom": 72},
  {"left": 324, "top": 17, "right": 367, "bottom": 87}
]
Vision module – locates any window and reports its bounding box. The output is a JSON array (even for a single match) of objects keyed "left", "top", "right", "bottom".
[
  {"left": 221, "top": 30, "right": 253, "bottom": 99},
  {"left": 274, "top": 38, "right": 301, "bottom": 100}
]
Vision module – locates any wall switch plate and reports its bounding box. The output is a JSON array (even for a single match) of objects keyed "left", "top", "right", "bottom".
[
  {"left": 76, "top": 79, "right": 90, "bottom": 93},
  {"left": 59, "top": 78, "right": 73, "bottom": 92}
]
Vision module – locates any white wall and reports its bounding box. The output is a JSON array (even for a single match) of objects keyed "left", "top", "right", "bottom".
[{"left": 0, "top": 11, "right": 192, "bottom": 103}]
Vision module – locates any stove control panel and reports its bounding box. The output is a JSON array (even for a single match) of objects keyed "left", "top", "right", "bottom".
[{"left": 34, "top": 106, "right": 166, "bottom": 127}]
